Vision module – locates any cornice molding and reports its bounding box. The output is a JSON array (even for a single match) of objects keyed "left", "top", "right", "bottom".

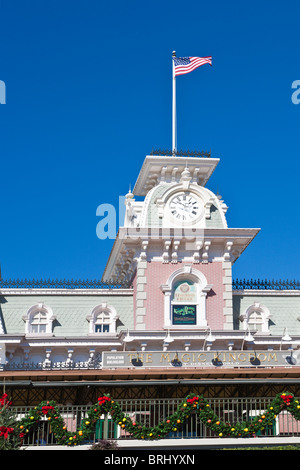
[
  {"left": 102, "top": 227, "right": 260, "bottom": 281},
  {"left": 133, "top": 155, "right": 220, "bottom": 196},
  {"left": 233, "top": 289, "right": 300, "bottom": 297}
]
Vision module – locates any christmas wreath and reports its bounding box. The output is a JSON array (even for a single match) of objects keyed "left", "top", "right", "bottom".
[{"left": 1, "top": 392, "right": 300, "bottom": 447}]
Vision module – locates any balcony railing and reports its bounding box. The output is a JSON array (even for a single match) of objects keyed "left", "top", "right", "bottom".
[
  {"left": 150, "top": 148, "right": 212, "bottom": 157},
  {"left": 13, "top": 396, "right": 300, "bottom": 447},
  {"left": 1, "top": 278, "right": 299, "bottom": 290},
  {"left": 232, "top": 278, "right": 300, "bottom": 290},
  {"left": 3, "top": 360, "right": 102, "bottom": 371},
  {"left": 0, "top": 278, "right": 132, "bottom": 289}
]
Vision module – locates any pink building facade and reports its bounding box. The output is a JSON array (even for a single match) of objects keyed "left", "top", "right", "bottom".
[
  {"left": 103, "top": 152, "right": 259, "bottom": 351},
  {"left": 133, "top": 261, "right": 226, "bottom": 331}
]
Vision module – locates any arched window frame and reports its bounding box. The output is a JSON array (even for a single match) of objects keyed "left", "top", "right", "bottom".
[
  {"left": 86, "top": 303, "right": 119, "bottom": 335},
  {"left": 23, "top": 303, "right": 56, "bottom": 336},
  {"left": 160, "top": 266, "right": 212, "bottom": 328},
  {"left": 239, "top": 303, "right": 271, "bottom": 334}
]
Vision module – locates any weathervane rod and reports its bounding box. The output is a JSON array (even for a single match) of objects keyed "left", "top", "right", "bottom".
[{"left": 172, "top": 51, "right": 177, "bottom": 155}]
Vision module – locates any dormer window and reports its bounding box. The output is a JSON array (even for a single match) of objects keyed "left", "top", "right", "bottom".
[
  {"left": 94, "top": 311, "right": 111, "bottom": 333},
  {"left": 31, "top": 310, "right": 47, "bottom": 333},
  {"left": 23, "top": 303, "right": 56, "bottom": 336},
  {"left": 248, "top": 310, "right": 264, "bottom": 332},
  {"left": 87, "top": 303, "right": 119, "bottom": 335},
  {"left": 239, "top": 303, "right": 271, "bottom": 334}
]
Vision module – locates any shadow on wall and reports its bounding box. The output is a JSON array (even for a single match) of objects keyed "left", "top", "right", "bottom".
[{"left": 0, "top": 296, "right": 7, "bottom": 334}]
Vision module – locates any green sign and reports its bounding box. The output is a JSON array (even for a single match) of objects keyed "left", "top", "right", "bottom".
[{"left": 172, "top": 305, "right": 196, "bottom": 325}]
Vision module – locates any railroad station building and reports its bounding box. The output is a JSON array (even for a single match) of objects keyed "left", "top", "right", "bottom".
[{"left": 1, "top": 150, "right": 300, "bottom": 441}]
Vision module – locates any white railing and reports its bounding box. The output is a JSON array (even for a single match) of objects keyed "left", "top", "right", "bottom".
[{"left": 12, "top": 396, "right": 300, "bottom": 447}]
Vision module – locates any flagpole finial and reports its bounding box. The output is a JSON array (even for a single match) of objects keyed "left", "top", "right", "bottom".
[{"left": 172, "top": 51, "right": 176, "bottom": 57}]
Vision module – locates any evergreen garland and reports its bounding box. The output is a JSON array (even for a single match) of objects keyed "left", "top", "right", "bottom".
[
  {"left": 1, "top": 392, "right": 300, "bottom": 447},
  {"left": 0, "top": 394, "right": 22, "bottom": 450}
]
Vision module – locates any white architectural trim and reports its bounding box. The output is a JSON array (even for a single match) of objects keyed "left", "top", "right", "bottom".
[
  {"left": 86, "top": 303, "right": 119, "bottom": 335},
  {"left": 239, "top": 302, "right": 272, "bottom": 334},
  {"left": 22, "top": 303, "right": 56, "bottom": 337},
  {"left": 133, "top": 155, "right": 220, "bottom": 196},
  {"left": 233, "top": 290, "right": 300, "bottom": 297}
]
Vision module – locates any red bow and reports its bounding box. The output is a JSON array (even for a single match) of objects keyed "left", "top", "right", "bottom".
[
  {"left": 281, "top": 394, "right": 293, "bottom": 405},
  {"left": 187, "top": 396, "right": 200, "bottom": 404},
  {"left": 0, "top": 394, "right": 12, "bottom": 407},
  {"left": 0, "top": 426, "right": 14, "bottom": 439},
  {"left": 98, "top": 396, "right": 111, "bottom": 405},
  {"left": 41, "top": 405, "right": 55, "bottom": 415}
]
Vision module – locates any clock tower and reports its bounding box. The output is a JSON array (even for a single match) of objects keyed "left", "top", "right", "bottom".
[
  {"left": 102, "top": 151, "right": 260, "bottom": 333},
  {"left": 168, "top": 192, "right": 202, "bottom": 223}
]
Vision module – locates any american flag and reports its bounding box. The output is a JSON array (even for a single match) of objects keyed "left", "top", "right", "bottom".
[{"left": 173, "top": 56, "right": 212, "bottom": 76}]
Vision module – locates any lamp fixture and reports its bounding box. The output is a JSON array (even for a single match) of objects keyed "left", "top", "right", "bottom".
[
  {"left": 202, "top": 328, "right": 216, "bottom": 350},
  {"left": 282, "top": 328, "right": 292, "bottom": 341},
  {"left": 164, "top": 329, "right": 174, "bottom": 343},
  {"left": 123, "top": 329, "right": 133, "bottom": 342},
  {"left": 241, "top": 328, "right": 255, "bottom": 350},
  {"left": 206, "top": 328, "right": 216, "bottom": 343},
  {"left": 280, "top": 328, "right": 292, "bottom": 350},
  {"left": 123, "top": 329, "right": 133, "bottom": 350}
]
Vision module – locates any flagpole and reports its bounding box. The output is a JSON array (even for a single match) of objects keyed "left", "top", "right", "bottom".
[{"left": 172, "top": 51, "right": 176, "bottom": 155}]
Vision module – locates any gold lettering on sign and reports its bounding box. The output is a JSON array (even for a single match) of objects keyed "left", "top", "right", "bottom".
[
  {"left": 197, "top": 353, "right": 207, "bottom": 362},
  {"left": 146, "top": 353, "right": 152, "bottom": 363},
  {"left": 269, "top": 353, "right": 278, "bottom": 362},
  {"left": 181, "top": 353, "right": 190, "bottom": 363},
  {"left": 122, "top": 350, "right": 282, "bottom": 368},
  {"left": 160, "top": 353, "right": 170, "bottom": 363},
  {"left": 257, "top": 352, "right": 267, "bottom": 362},
  {"left": 238, "top": 353, "right": 246, "bottom": 361},
  {"left": 229, "top": 353, "right": 236, "bottom": 361}
]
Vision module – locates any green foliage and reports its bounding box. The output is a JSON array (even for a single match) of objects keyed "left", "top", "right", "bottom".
[
  {"left": 0, "top": 394, "right": 21, "bottom": 450},
  {"left": 9, "top": 391, "right": 300, "bottom": 446}
]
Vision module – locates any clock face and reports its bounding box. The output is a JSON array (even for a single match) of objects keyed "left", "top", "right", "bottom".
[{"left": 169, "top": 193, "right": 201, "bottom": 222}]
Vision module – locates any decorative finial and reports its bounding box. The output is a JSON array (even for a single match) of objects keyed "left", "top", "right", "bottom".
[
  {"left": 125, "top": 185, "right": 134, "bottom": 199},
  {"left": 180, "top": 166, "right": 191, "bottom": 183}
]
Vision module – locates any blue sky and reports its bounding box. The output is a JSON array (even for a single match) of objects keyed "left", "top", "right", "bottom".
[{"left": 0, "top": 0, "right": 300, "bottom": 282}]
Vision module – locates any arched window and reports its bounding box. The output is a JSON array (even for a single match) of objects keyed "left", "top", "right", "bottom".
[
  {"left": 240, "top": 303, "right": 271, "bottom": 334},
  {"left": 31, "top": 310, "right": 47, "bottom": 333},
  {"left": 23, "top": 303, "right": 56, "bottom": 336},
  {"left": 161, "top": 266, "right": 212, "bottom": 328},
  {"left": 86, "top": 303, "right": 119, "bottom": 335},
  {"left": 171, "top": 280, "right": 198, "bottom": 325},
  {"left": 94, "top": 310, "right": 111, "bottom": 333},
  {"left": 248, "top": 310, "right": 264, "bottom": 332}
]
